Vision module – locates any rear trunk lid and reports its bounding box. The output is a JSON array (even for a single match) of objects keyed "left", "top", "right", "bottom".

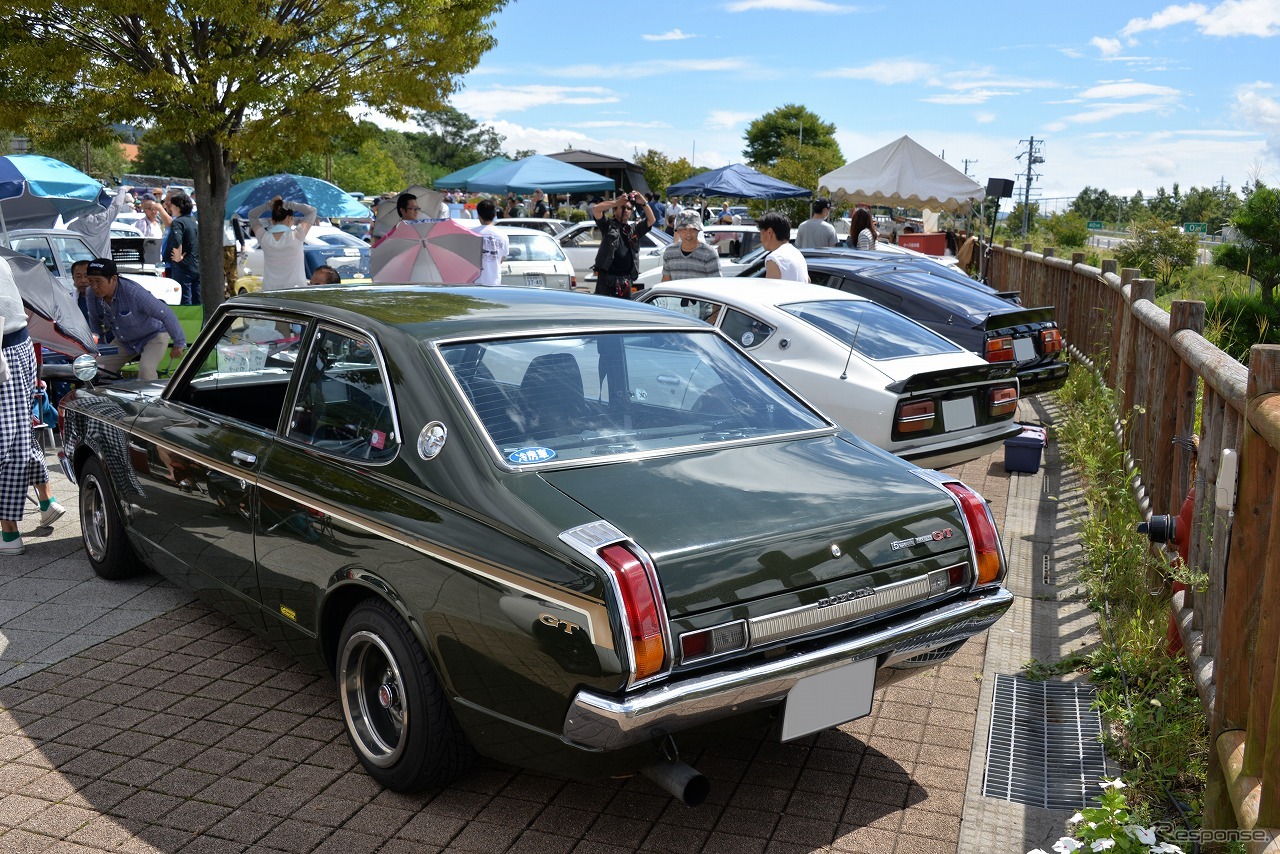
[{"left": 540, "top": 435, "right": 967, "bottom": 616}]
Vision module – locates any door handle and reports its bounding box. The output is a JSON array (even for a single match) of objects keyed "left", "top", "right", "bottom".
[{"left": 231, "top": 450, "right": 257, "bottom": 467}]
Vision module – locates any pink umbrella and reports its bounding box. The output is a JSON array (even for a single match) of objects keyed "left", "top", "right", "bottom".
[{"left": 371, "top": 218, "right": 483, "bottom": 284}]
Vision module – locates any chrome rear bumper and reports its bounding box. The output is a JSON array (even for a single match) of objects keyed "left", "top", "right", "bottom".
[{"left": 563, "top": 586, "right": 1012, "bottom": 752}]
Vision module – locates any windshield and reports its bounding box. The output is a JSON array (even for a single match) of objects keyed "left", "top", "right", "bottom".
[
  {"left": 440, "top": 331, "right": 827, "bottom": 466},
  {"left": 505, "top": 232, "right": 566, "bottom": 262},
  {"left": 312, "top": 230, "right": 368, "bottom": 247},
  {"left": 781, "top": 300, "right": 965, "bottom": 360}
]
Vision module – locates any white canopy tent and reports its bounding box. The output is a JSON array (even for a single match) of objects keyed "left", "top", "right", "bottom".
[{"left": 818, "top": 135, "right": 985, "bottom": 213}]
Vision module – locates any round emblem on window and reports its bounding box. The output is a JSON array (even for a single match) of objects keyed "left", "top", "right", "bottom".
[
  {"left": 740, "top": 331, "right": 755, "bottom": 347},
  {"left": 417, "top": 422, "right": 448, "bottom": 460}
]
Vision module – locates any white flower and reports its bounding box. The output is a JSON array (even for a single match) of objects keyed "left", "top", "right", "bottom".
[
  {"left": 1150, "top": 843, "right": 1184, "bottom": 853},
  {"left": 1098, "top": 778, "right": 1127, "bottom": 790},
  {"left": 1091, "top": 839, "right": 1116, "bottom": 851},
  {"left": 1068, "top": 813, "right": 1084, "bottom": 825},
  {"left": 1126, "top": 825, "right": 1156, "bottom": 844},
  {"left": 1053, "top": 839, "right": 1084, "bottom": 854},
  {"left": 1028, "top": 850, "right": 1050, "bottom": 854}
]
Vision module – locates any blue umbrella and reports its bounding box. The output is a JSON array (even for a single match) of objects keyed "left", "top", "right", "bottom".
[
  {"left": 0, "top": 154, "right": 105, "bottom": 237},
  {"left": 226, "top": 173, "right": 370, "bottom": 220},
  {"left": 465, "top": 155, "right": 614, "bottom": 194}
]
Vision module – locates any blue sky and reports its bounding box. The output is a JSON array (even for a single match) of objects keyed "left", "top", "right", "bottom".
[{"left": 385, "top": 1, "right": 1280, "bottom": 209}]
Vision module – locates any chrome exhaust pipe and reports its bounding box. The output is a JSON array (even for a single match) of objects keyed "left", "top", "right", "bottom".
[{"left": 640, "top": 760, "right": 709, "bottom": 806}]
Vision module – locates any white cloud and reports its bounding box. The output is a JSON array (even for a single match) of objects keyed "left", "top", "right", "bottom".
[
  {"left": 822, "top": 59, "right": 935, "bottom": 84},
  {"left": 1077, "top": 81, "right": 1181, "bottom": 99},
  {"left": 568, "top": 120, "right": 671, "bottom": 129},
  {"left": 550, "top": 57, "right": 750, "bottom": 79},
  {"left": 1121, "top": 3, "right": 1208, "bottom": 36},
  {"left": 1200, "top": 0, "right": 1280, "bottom": 36},
  {"left": 1060, "top": 47, "right": 1084, "bottom": 58},
  {"left": 724, "top": 0, "right": 859, "bottom": 12},
  {"left": 642, "top": 28, "right": 696, "bottom": 41},
  {"left": 1118, "top": 1, "right": 1280, "bottom": 38},
  {"left": 1055, "top": 102, "right": 1171, "bottom": 125},
  {"left": 706, "top": 110, "right": 756, "bottom": 129},
  {"left": 1091, "top": 36, "right": 1124, "bottom": 56},
  {"left": 1233, "top": 82, "right": 1280, "bottom": 160},
  {"left": 974, "top": 112, "right": 997, "bottom": 124},
  {"left": 452, "top": 85, "right": 619, "bottom": 119},
  {"left": 920, "top": 90, "right": 1021, "bottom": 105}
]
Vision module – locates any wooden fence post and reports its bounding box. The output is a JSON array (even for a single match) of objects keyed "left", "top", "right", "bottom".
[{"left": 1169, "top": 302, "right": 1206, "bottom": 525}]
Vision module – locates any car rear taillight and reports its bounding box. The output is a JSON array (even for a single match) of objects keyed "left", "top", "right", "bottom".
[
  {"left": 988, "top": 386, "right": 1018, "bottom": 418},
  {"left": 895, "top": 400, "right": 935, "bottom": 433},
  {"left": 943, "top": 482, "right": 1003, "bottom": 585},
  {"left": 984, "top": 336, "right": 1015, "bottom": 363},
  {"left": 1040, "top": 327, "right": 1062, "bottom": 354},
  {"left": 598, "top": 543, "right": 668, "bottom": 684},
  {"left": 569, "top": 274, "right": 577, "bottom": 289}
]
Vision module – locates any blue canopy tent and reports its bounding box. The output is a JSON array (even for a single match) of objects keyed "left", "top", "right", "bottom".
[
  {"left": 665, "top": 163, "right": 811, "bottom": 200},
  {"left": 433, "top": 156, "right": 512, "bottom": 190},
  {"left": 466, "top": 155, "right": 614, "bottom": 195}
]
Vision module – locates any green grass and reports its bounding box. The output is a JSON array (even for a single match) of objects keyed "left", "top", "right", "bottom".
[{"left": 1027, "top": 363, "right": 1210, "bottom": 833}]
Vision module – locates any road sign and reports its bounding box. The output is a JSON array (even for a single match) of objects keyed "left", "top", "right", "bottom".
[
  {"left": 1184, "top": 222, "right": 1208, "bottom": 234},
  {"left": 1086, "top": 221, "right": 1103, "bottom": 229}
]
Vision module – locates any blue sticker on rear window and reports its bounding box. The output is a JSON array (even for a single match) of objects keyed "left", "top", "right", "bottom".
[{"left": 508, "top": 447, "right": 556, "bottom": 464}]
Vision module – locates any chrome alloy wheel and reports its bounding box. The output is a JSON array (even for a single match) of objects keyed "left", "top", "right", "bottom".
[
  {"left": 340, "top": 629, "right": 409, "bottom": 768},
  {"left": 80, "top": 472, "right": 110, "bottom": 563}
]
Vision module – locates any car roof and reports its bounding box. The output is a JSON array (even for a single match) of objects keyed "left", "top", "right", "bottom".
[
  {"left": 230, "top": 285, "right": 700, "bottom": 342},
  {"left": 799, "top": 254, "right": 1015, "bottom": 314},
  {"left": 647, "top": 278, "right": 870, "bottom": 308}
]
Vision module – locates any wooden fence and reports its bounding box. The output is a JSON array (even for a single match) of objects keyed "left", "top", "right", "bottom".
[{"left": 986, "top": 243, "right": 1279, "bottom": 850}]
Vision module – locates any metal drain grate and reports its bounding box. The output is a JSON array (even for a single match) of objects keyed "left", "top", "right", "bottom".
[{"left": 983, "top": 674, "right": 1108, "bottom": 810}]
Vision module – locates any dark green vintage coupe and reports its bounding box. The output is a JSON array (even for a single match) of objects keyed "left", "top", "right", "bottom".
[{"left": 59, "top": 286, "right": 1012, "bottom": 804}]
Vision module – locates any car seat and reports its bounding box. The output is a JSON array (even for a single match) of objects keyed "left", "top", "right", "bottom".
[{"left": 518, "top": 352, "right": 587, "bottom": 438}]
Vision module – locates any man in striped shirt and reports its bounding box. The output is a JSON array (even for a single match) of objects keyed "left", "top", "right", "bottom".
[{"left": 660, "top": 210, "right": 721, "bottom": 282}]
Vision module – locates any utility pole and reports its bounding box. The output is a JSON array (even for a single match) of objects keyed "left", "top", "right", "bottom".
[
  {"left": 963, "top": 158, "right": 978, "bottom": 178},
  {"left": 1016, "top": 136, "right": 1044, "bottom": 237}
]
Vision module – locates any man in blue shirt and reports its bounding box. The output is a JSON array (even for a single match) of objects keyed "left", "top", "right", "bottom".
[{"left": 85, "top": 258, "right": 187, "bottom": 380}]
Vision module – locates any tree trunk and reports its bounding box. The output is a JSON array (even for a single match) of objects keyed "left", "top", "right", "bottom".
[{"left": 180, "top": 137, "right": 235, "bottom": 322}]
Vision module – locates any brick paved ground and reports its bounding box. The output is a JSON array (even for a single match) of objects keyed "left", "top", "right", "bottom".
[{"left": 0, "top": 436, "right": 1031, "bottom": 853}]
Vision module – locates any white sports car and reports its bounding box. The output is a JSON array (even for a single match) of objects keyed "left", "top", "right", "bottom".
[{"left": 636, "top": 278, "right": 1022, "bottom": 468}]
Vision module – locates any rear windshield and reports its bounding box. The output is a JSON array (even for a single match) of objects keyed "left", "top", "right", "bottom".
[
  {"left": 440, "top": 331, "right": 827, "bottom": 466},
  {"left": 505, "top": 232, "right": 566, "bottom": 263},
  {"left": 781, "top": 300, "right": 964, "bottom": 360}
]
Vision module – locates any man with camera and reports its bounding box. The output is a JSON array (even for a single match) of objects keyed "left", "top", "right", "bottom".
[{"left": 590, "top": 191, "right": 655, "bottom": 299}]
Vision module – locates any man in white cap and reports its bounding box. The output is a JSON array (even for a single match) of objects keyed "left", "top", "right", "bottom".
[{"left": 661, "top": 211, "right": 721, "bottom": 281}]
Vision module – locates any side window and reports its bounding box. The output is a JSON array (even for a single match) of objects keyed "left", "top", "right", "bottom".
[
  {"left": 169, "top": 313, "right": 305, "bottom": 433},
  {"left": 9, "top": 237, "right": 56, "bottom": 273},
  {"left": 809, "top": 271, "right": 839, "bottom": 288},
  {"left": 647, "top": 295, "right": 722, "bottom": 324},
  {"left": 288, "top": 327, "right": 397, "bottom": 462},
  {"left": 52, "top": 236, "right": 96, "bottom": 271},
  {"left": 720, "top": 309, "right": 775, "bottom": 350}
]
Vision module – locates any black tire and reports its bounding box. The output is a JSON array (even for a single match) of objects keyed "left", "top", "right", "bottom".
[
  {"left": 337, "top": 598, "right": 474, "bottom": 791},
  {"left": 78, "top": 456, "right": 143, "bottom": 580}
]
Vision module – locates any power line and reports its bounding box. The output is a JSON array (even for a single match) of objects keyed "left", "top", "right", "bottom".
[
  {"left": 963, "top": 158, "right": 978, "bottom": 178},
  {"left": 1016, "top": 136, "right": 1044, "bottom": 236}
]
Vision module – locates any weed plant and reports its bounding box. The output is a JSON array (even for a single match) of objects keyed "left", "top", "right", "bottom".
[{"left": 1043, "top": 363, "right": 1210, "bottom": 832}]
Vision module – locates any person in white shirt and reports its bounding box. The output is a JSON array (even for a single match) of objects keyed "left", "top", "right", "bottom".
[
  {"left": 247, "top": 196, "right": 317, "bottom": 290},
  {"left": 135, "top": 197, "right": 168, "bottom": 238},
  {"left": 474, "top": 199, "right": 509, "bottom": 286},
  {"left": 758, "top": 212, "right": 808, "bottom": 282},
  {"left": 67, "top": 186, "right": 134, "bottom": 259}
]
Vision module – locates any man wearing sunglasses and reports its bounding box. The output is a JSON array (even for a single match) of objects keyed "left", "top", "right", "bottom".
[{"left": 589, "top": 191, "right": 655, "bottom": 299}]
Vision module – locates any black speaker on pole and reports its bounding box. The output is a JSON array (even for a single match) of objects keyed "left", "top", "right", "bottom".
[{"left": 986, "top": 178, "right": 1014, "bottom": 199}]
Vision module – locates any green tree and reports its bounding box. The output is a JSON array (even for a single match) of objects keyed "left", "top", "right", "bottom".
[
  {"left": 633, "top": 149, "right": 697, "bottom": 197},
  {"left": 333, "top": 140, "right": 404, "bottom": 196},
  {"left": 1115, "top": 215, "right": 1199, "bottom": 292},
  {"left": 742, "top": 104, "right": 840, "bottom": 168},
  {"left": 32, "top": 138, "right": 128, "bottom": 181},
  {"left": 759, "top": 145, "right": 845, "bottom": 228},
  {"left": 133, "top": 136, "right": 193, "bottom": 179},
  {"left": 1070, "top": 186, "right": 1124, "bottom": 226},
  {"left": 1045, "top": 212, "right": 1089, "bottom": 248},
  {"left": 1148, "top": 184, "right": 1180, "bottom": 220},
  {"left": 1215, "top": 183, "right": 1280, "bottom": 304},
  {"left": 0, "top": 0, "right": 506, "bottom": 313},
  {"left": 405, "top": 106, "right": 506, "bottom": 175}
]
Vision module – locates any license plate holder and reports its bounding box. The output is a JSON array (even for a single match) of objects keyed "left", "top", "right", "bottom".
[
  {"left": 941, "top": 396, "right": 977, "bottom": 431},
  {"left": 780, "top": 657, "right": 875, "bottom": 741},
  {"left": 525, "top": 273, "right": 545, "bottom": 288},
  {"left": 1013, "top": 336, "right": 1037, "bottom": 362}
]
